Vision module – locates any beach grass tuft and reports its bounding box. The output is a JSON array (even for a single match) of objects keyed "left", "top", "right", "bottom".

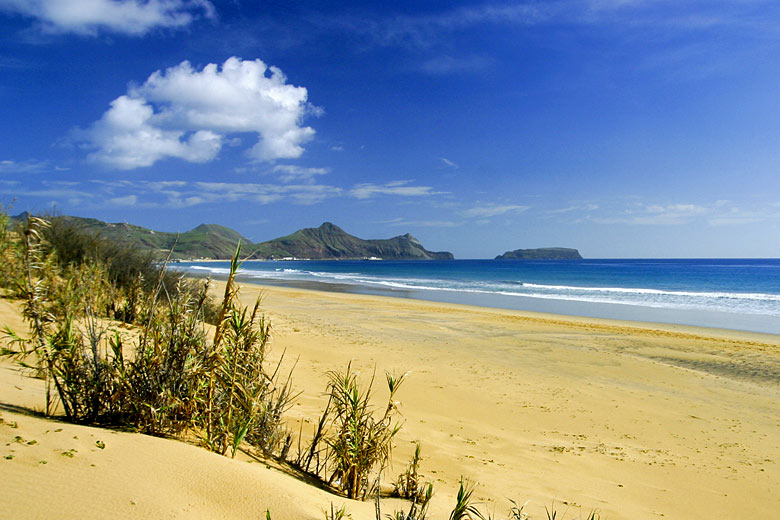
[
  {"left": 325, "top": 502, "right": 351, "bottom": 520},
  {"left": 323, "top": 363, "right": 405, "bottom": 499},
  {"left": 449, "top": 478, "right": 485, "bottom": 520}
]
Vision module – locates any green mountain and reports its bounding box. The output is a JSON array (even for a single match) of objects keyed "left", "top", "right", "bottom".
[
  {"left": 11, "top": 215, "right": 453, "bottom": 260},
  {"left": 495, "top": 247, "right": 582, "bottom": 260},
  {"left": 11, "top": 214, "right": 251, "bottom": 260},
  {"left": 248, "top": 222, "right": 454, "bottom": 260}
]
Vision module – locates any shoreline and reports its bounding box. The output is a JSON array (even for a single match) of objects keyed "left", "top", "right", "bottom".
[{"left": 187, "top": 270, "right": 780, "bottom": 342}]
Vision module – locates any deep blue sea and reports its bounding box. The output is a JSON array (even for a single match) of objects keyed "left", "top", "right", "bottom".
[{"left": 174, "top": 259, "right": 780, "bottom": 335}]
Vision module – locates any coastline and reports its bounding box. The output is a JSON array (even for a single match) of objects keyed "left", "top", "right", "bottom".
[
  {"left": 178, "top": 260, "right": 780, "bottom": 335},
  {"left": 3, "top": 279, "right": 779, "bottom": 519},
  {"left": 229, "top": 276, "right": 780, "bottom": 345}
]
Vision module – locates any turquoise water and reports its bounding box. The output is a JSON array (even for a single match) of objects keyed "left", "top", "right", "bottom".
[{"left": 175, "top": 259, "right": 780, "bottom": 334}]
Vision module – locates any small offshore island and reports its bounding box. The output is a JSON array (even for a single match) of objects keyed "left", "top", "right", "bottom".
[{"left": 495, "top": 247, "right": 583, "bottom": 260}]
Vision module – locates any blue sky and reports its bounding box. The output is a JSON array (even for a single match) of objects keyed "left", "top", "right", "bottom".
[{"left": 1, "top": 0, "right": 779, "bottom": 258}]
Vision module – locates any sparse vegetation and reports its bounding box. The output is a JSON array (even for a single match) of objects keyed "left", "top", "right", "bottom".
[
  {"left": 390, "top": 441, "right": 435, "bottom": 520},
  {"left": 0, "top": 212, "right": 291, "bottom": 458},
  {"left": 449, "top": 478, "right": 484, "bottom": 520},
  {"left": 317, "top": 364, "right": 406, "bottom": 500},
  {"left": 325, "top": 502, "right": 351, "bottom": 520},
  {"left": 394, "top": 441, "right": 430, "bottom": 502},
  {"left": 0, "top": 210, "right": 609, "bottom": 519}
]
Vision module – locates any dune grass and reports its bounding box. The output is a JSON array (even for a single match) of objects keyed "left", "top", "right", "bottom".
[
  {"left": 0, "top": 213, "right": 292, "bottom": 458},
  {"left": 295, "top": 363, "right": 407, "bottom": 500}
]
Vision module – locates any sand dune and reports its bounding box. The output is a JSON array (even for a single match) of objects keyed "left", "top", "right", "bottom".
[{"left": 2, "top": 284, "right": 779, "bottom": 519}]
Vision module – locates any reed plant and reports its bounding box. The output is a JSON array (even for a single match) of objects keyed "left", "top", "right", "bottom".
[
  {"left": 3, "top": 216, "right": 67, "bottom": 416},
  {"left": 38, "top": 214, "right": 219, "bottom": 325},
  {"left": 119, "top": 275, "right": 210, "bottom": 435},
  {"left": 197, "top": 244, "right": 296, "bottom": 457},
  {"left": 387, "top": 440, "right": 435, "bottom": 520},
  {"left": 325, "top": 503, "right": 351, "bottom": 520},
  {"left": 321, "top": 364, "right": 406, "bottom": 500},
  {"left": 0, "top": 206, "right": 18, "bottom": 289},
  {"left": 387, "top": 481, "right": 434, "bottom": 520},
  {"left": 3, "top": 217, "right": 117, "bottom": 421},
  {"left": 394, "top": 441, "right": 430, "bottom": 501},
  {"left": 507, "top": 500, "right": 530, "bottom": 520},
  {"left": 449, "top": 478, "right": 485, "bottom": 520},
  {"left": 1, "top": 213, "right": 292, "bottom": 457}
]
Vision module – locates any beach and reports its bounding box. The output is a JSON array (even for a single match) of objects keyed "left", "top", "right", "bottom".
[{"left": 2, "top": 281, "right": 779, "bottom": 519}]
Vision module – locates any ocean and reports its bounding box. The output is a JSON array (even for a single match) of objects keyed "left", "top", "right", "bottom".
[{"left": 174, "top": 259, "right": 780, "bottom": 335}]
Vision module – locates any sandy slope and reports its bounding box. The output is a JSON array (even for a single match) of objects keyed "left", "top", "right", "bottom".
[{"left": 2, "top": 285, "right": 780, "bottom": 519}]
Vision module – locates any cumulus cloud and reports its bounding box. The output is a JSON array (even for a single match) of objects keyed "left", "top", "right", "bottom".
[
  {"left": 349, "top": 181, "right": 440, "bottom": 200},
  {"left": 80, "top": 57, "right": 317, "bottom": 169},
  {"left": 0, "top": 0, "right": 214, "bottom": 36}
]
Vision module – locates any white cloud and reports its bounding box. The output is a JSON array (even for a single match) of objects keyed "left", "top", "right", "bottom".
[
  {"left": 0, "top": 0, "right": 214, "bottom": 36},
  {"left": 591, "top": 202, "right": 711, "bottom": 225},
  {"left": 380, "top": 217, "right": 461, "bottom": 228},
  {"left": 464, "top": 203, "right": 529, "bottom": 218},
  {"left": 546, "top": 203, "right": 599, "bottom": 215},
  {"left": 440, "top": 157, "right": 459, "bottom": 168},
  {"left": 193, "top": 182, "right": 341, "bottom": 206},
  {"left": 85, "top": 179, "right": 343, "bottom": 207},
  {"left": 144, "top": 180, "right": 188, "bottom": 190},
  {"left": 272, "top": 165, "right": 330, "bottom": 183},
  {"left": 108, "top": 194, "right": 137, "bottom": 206},
  {"left": 349, "top": 181, "right": 440, "bottom": 200},
  {"left": 0, "top": 159, "right": 52, "bottom": 173},
  {"left": 80, "top": 57, "right": 316, "bottom": 169},
  {"left": 0, "top": 182, "right": 94, "bottom": 201}
]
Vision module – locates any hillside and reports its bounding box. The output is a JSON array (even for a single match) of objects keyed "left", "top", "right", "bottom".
[
  {"left": 495, "top": 247, "right": 583, "bottom": 260},
  {"left": 249, "top": 222, "right": 454, "bottom": 260},
  {"left": 10, "top": 214, "right": 453, "bottom": 260}
]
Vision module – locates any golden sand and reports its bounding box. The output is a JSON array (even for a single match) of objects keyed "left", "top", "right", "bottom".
[{"left": 2, "top": 283, "right": 779, "bottom": 519}]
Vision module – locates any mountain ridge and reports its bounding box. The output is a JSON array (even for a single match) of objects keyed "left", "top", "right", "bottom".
[
  {"left": 248, "top": 222, "right": 453, "bottom": 260},
  {"left": 10, "top": 214, "right": 452, "bottom": 260}
]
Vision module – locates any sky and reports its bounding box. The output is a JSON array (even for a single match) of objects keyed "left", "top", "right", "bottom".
[{"left": 1, "top": 0, "right": 780, "bottom": 258}]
